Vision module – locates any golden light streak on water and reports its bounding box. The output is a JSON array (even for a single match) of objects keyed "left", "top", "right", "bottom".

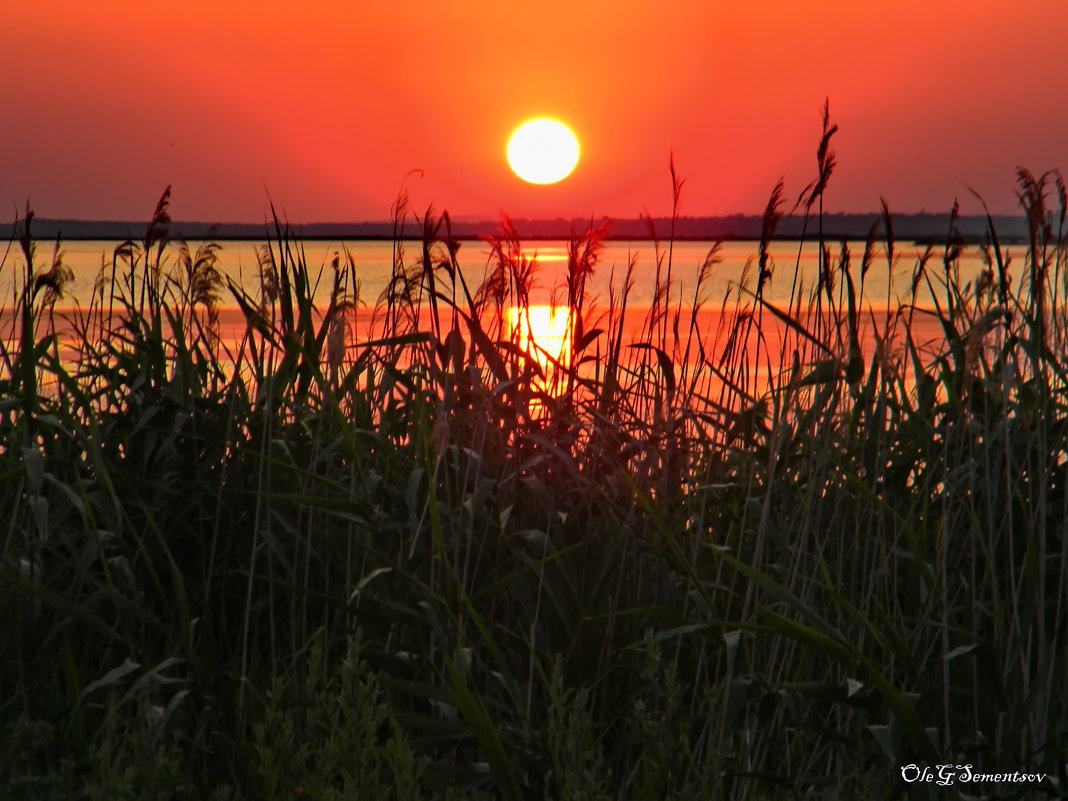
[{"left": 506, "top": 304, "right": 572, "bottom": 373}]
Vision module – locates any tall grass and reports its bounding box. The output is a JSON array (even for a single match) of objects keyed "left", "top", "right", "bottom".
[{"left": 2, "top": 118, "right": 1067, "bottom": 799}]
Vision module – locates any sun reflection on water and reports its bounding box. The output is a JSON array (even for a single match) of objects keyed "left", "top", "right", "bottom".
[{"left": 506, "top": 305, "right": 571, "bottom": 373}]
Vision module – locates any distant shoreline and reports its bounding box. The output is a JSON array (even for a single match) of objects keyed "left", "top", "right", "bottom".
[{"left": 0, "top": 213, "right": 1035, "bottom": 245}]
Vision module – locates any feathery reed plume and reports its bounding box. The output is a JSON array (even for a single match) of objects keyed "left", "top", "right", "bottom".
[
  {"left": 176, "top": 237, "right": 223, "bottom": 334},
  {"left": 478, "top": 214, "right": 537, "bottom": 334},
  {"left": 796, "top": 98, "right": 838, "bottom": 215},
  {"left": 33, "top": 237, "right": 73, "bottom": 309},
  {"left": 757, "top": 180, "right": 784, "bottom": 299},
  {"left": 1016, "top": 167, "right": 1055, "bottom": 334}
]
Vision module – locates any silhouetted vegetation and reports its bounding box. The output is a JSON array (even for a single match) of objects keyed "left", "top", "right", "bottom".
[{"left": 2, "top": 116, "right": 1066, "bottom": 799}]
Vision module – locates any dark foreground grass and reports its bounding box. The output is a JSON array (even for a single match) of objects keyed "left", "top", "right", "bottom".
[{"left": 2, "top": 129, "right": 1067, "bottom": 798}]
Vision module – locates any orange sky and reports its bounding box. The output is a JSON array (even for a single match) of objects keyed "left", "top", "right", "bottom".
[{"left": 3, "top": 1, "right": 1066, "bottom": 223}]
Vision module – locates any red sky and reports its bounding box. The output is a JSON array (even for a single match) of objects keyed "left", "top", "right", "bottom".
[{"left": 3, "top": 1, "right": 1066, "bottom": 223}]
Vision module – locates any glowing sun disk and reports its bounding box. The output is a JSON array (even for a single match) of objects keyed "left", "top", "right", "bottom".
[{"left": 507, "top": 119, "right": 580, "bottom": 184}]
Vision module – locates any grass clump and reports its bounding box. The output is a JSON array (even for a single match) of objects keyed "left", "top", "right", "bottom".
[{"left": 2, "top": 112, "right": 1067, "bottom": 799}]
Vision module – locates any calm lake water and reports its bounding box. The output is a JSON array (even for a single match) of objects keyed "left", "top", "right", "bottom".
[
  {"left": 2, "top": 236, "right": 1014, "bottom": 392},
  {"left": 1, "top": 238, "right": 999, "bottom": 313}
]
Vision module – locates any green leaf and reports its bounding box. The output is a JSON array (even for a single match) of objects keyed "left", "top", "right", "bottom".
[
  {"left": 79, "top": 658, "right": 140, "bottom": 704},
  {"left": 442, "top": 652, "right": 522, "bottom": 801}
]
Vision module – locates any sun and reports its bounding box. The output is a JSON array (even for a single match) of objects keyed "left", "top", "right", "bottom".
[{"left": 507, "top": 119, "right": 580, "bottom": 185}]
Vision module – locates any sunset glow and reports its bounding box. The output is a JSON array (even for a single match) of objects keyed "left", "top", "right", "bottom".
[{"left": 4, "top": 2, "right": 1066, "bottom": 220}]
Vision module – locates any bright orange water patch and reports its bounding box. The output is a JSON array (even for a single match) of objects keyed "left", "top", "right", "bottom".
[
  {"left": 506, "top": 305, "right": 572, "bottom": 372},
  {"left": 3, "top": 304, "right": 948, "bottom": 406}
]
